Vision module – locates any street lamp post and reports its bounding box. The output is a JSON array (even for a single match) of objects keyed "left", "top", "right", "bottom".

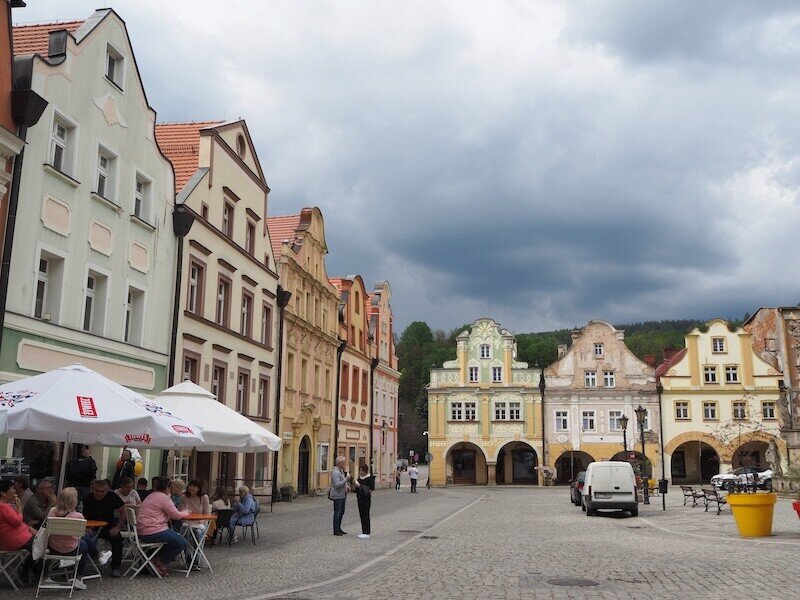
[
  {"left": 657, "top": 382, "right": 667, "bottom": 511},
  {"left": 635, "top": 405, "right": 650, "bottom": 505},
  {"left": 537, "top": 363, "right": 547, "bottom": 484},
  {"left": 619, "top": 414, "right": 629, "bottom": 455}
]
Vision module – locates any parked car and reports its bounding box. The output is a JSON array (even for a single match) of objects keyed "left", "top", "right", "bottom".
[
  {"left": 710, "top": 467, "right": 773, "bottom": 490},
  {"left": 581, "top": 461, "right": 638, "bottom": 517},
  {"left": 569, "top": 471, "right": 586, "bottom": 505}
]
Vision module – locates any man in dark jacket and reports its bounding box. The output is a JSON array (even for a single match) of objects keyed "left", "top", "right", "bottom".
[{"left": 67, "top": 445, "right": 97, "bottom": 500}]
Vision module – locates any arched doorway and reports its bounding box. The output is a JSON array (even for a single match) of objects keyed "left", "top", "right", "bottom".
[
  {"left": 554, "top": 451, "right": 594, "bottom": 484},
  {"left": 731, "top": 441, "right": 768, "bottom": 470},
  {"left": 671, "top": 441, "right": 719, "bottom": 484},
  {"left": 446, "top": 442, "right": 487, "bottom": 485},
  {"left": 610, "top": 450, "right": 651, "bottom": 478},
  {"left": 297, "top": 436, "right": 310, "bottom": 495},
  {"left": 497, "top": 442, "right": 538, "bottom": 485}
]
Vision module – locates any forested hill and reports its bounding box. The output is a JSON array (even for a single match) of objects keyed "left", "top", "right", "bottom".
[{"left": 395, "top": 318, "right": 745, "bottom": 457}]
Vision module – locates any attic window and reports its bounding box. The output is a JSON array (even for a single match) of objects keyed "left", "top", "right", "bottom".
[
  {"left": 105, "top": 44, "right": 125, "bottom": 89},
  {"left": 236, "top": 134, "right": 246, "bottom": 158}
]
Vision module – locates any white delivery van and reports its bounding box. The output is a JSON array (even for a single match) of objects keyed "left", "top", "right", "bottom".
[{"left": 581, "top": 461, "right": 638, "bottom": 517}]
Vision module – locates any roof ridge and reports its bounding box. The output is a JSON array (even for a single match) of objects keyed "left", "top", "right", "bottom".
[
  {"left": 156, "top": 120, "right": 225, "bottom": 126},
  {"left": 13, "top": 19, "right": 85, "bottom": 28},
  {"left": 266, "top": 213, "right": 302, "bottom": 219}
]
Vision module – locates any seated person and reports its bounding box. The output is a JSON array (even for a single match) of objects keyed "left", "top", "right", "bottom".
[
  {"left": 115, "top": 477, "right": 141, "bottom": 506},
  {"left": 23, "top": 479, "right": 56, "bottom": 528},
  {"left": 82, "top": 479, "right": 127, "bottom": 578},
  {"left": 178, "top": 479, "right": 211, "bottom": 566},
  {"left": 211, "top": 486, "right": 231, "bottom": 511},
  {"left": 0, "top": 479, "right": 37, "bottom": 583},
  {"left": 169, "top": 479, "right": 185, "bottom": 508},
  {"left": 136, "top": 478, "right": 151, "bottom": 502},
  {"left": 137, "top": 477, "right": 190, "bottom": 575},
  {"left": 12, "top": 475, "right": 33, "bottom": 508},
  {"left": 46, "top": 487, "right": 111, "bottom": 590},
  {"left": 229, "top": 485, "right": 256, "bottom": 543}
]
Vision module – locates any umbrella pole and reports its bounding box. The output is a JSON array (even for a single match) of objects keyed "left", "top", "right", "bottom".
[{"left": 57, "top": 432, "right": 71, "bottom": 491}]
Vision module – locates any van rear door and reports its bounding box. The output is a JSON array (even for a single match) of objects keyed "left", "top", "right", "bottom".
[{"left": 591, "top": 464, "right": 633, "bottom": 500}]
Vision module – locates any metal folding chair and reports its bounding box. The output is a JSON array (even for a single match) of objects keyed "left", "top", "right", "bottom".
[
  {"left": 36, "top": 517, "right": 87, "bottom": 599},
  {"left": 0, "top": 549, "right": 26, "bottom": 590},
  {"left": 123, "top": 506, "right": 165, "bottom": 580}
]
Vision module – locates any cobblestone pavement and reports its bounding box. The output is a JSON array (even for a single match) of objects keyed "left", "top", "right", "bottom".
[{"left": 6, "top": 477, "right": 800, "bottom": 599}]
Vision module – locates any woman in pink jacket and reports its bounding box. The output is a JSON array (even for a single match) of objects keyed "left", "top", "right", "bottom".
[{"left": 136, "top": 476, "right": 189, "bottom": 576}]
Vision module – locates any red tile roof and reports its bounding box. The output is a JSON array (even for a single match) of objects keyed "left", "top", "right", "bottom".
[
  {"left": 13, "top": 20, "right": 84, "bottom": 56},
  {"left": 655, "top": 347, "right": 687, "bottom": 380},
  {"left": 155, "top": 121, "right": 223, "bottom": 193},
  {"left": 265, "top": 214, "right": 302, "bottom": 260},
  {"left": 329, "top": 277, "right": 345, "bottom": 290},
  {"left": 366, "top": 293, "right": 377, "bottom": 318}
]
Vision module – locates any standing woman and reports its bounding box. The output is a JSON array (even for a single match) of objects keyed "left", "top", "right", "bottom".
[
  {"left": 395, "top": 467, "right": 401, "bottom": 491},
  {"left": 353, "top": 464, "right": 375, "bottom": 539},
  {"left": 111, "top": 449, "right": 135, "bottom": 490}
]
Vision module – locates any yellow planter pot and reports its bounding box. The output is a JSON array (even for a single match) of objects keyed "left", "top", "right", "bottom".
[{"left": 728, "top": 492, "right": 777, "bottom": 537}]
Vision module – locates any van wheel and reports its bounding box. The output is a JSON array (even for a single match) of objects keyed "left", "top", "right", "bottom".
[
  {"left": 630, "top": 506, "right": 639, "bottom": 517},
  {"left": 581, "top": 500, "right": 586, "bottom": 512},
  {"left": 586, "top": 504, "right": 596, "bottom": 516}
]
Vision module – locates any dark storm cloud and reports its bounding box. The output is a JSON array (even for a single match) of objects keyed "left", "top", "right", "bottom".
[{"left": 20, "top": 1, "right": 800, "bottom": 333}]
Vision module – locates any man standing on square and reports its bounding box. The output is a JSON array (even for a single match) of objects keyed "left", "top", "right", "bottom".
[
  {"left": 408, "top": 464, "right": 419, "bottom": 493},
  {"left": 330, "top": 456, "right": 349, "bottom": 535}
]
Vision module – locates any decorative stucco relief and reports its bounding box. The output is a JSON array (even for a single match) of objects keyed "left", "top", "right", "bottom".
[
  {"left": 128, "top": 239, "right": 149, "bottom": 273},
  {"left": 88, "top": 219, "right": 113, "bottom": 256},
  {"left": 41, "top": 195, "right": 71, "bottom": 237},
  {"left": 93, "top": 94, "right": 128, "bottom": 128}
]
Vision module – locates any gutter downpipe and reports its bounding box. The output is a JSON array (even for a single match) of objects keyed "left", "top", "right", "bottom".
[
  {"left": 657, "top": 381, "right": 667, "bottom": 511},
  {"left": 369, "top": 356, "right": 379, "bottom": 475},
  {"left": 333, "top": 338, "right": 347, "bottom": 462},
  {"left": 271, "top": 286, "right": 292, "bottom": 505},
  {"left": 167, "top": 205, "right": 195, "bottom": 386}
]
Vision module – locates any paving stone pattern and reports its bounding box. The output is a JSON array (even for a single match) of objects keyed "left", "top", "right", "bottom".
[{"left": 6, "top": 476, "right": 799, "bottom": 599}]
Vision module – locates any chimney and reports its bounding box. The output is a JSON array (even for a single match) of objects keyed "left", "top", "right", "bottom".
[
  {"left": 557, "top": 344, "right": 567, "bottom": 358},
  {"left": 663, "top": 347, "right": 679, "bottom": 361},
  {"left": 644, "top": 354, "right": 656, "bottom": 367}
]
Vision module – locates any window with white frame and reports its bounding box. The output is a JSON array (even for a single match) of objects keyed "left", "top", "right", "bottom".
[
  {"left": 703, "top": 366, "right": 718, "bottom": 384},
  {"left": 675, "top": 401, "right": 689, "bottom": 419},
  {"left": 509, "top": 401, "right": 521, "bottom": 420},
  {"left": 703, "top": 402, "right": 718, "bottom": 420},
  {"left": 124, "top": 286, "right": 145, "bottom": 345},
  {"left": 34, "top": 258, "right": 49, "bottom": 319},
  {"left": 216, "top": 279, "right": 230, "bottom": 326},
  {"left": 50, "top": 115, "right": 75, "bottom": 175},
  {"left": 450, "top": 402, "right": 463, "bottom": 420},
  {"left": 725, "top": 365, "right": 739, "bottom": 383},
  {"left": 494, "top": 402, "right": 507, "bottom": 420},
  {"left": 134, "top": 173, "right": 151, "bottom": 222},
  {"left": 468, "top": 366, "right": 479, "bottom": 383},
  {"left": 594, "top": 343, "right": 604, "bottom": 357},
  {"left": 257, "top": 377, "right": 269, "bottom": 418},
  {"left": 636, "top": 409, "right": 651, "bottom": 431},
  {"left": 581, "top": 410, "right": 596, "bottom": 431},
  {"left": 762, "top": 401, "right": 776, "bottom": 419},
  {"left": 82, "top": 271, "right": 107, "bottom": 335},
  {"left": 236, "top": 371, "right": 249, "bottom": 413},
  {"left": 33, "top": 251, "right": 64, "bottom": 322},
  {"left": 105, "top": 44, "right": 125, "bottom": 89},
  {"left": 480, "top": 344, "right": 491, "bottom": 359},
  {"left": 603, "top": 370, "right": 615, "bottom": 387},
  {"left": 240, "top": 292, "right": 253, "bottom": 336},
  {"left": 733, "top": 401, "right": 747, "bottom": 420},
  {"left": 609, "top": 410, "right": 623, "bottom": 431},
  {"left": 211, "top": 365, "right": 225, "bottom": 403},
  {"left": 222, "top": 201, "right": 234, "bottom": 237},
  {"left": 261, "top": 303, "right": 273, "bottom": 345},
  {"left": 464, "top": 402, "right": 477, "bottom": 420},
  {"left": 96, "top": 147, "right": 117, "bottom": 201},
  {"left": 318, "top": 443, "right": 329, "bottom": 472},
  {"left": 492, "top": 366, "right": 502, "bottom": 383},
  {"left": 555, "top": 410, "right": 568, "bottom": 432},
  {"left": 712, "top": 337, "right": 725, "bottom": 353},
  {"left": 246, "top": 220, "right": 256, "bottom": 255},
  {"left": 187, "top": 262, "right": 203, "bottom": 315},
  {"left": 585, "top": 370, "right": 597, "bottom": 388}
]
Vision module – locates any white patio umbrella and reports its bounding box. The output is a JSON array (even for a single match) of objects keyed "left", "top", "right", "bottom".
[
  {"left": 156, "top": 380, "right": 281, "bottom": 452},
  {"left": 0, "top": 364, "right": 205, "bottom": 487}
]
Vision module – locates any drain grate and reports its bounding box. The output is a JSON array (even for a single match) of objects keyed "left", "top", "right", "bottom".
[
  {"left": 397, "top": 530, "right": 422, "bottom": 534},
  {"left": 547, "top": 578, "right": 599, "bottom": 587},
  {"left": 420, "top": 535, "right": 438, "bottom": 539}
]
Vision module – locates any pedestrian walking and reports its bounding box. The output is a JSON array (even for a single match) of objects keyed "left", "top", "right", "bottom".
[
  {"left": 408, "top": 463, "right": 419, "bottom": 493},
  {"left": 395, "top": 467, "right": 401, "bottom": 491},
  {"left": 329, "top": 456, "right": 350, "bottom": 535},
  {"left": 354, "top": 464, "right": 375, "bottom": 539}
]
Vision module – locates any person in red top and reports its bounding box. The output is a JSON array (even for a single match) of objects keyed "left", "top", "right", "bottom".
[
  {"left": 0, "top": 479, "right": 36, "bottom": 582},
  {"left": 136, "top": 477, "right": 189, "bottom": 575}
]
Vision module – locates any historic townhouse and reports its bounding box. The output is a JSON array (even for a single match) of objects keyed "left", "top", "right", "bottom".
[
  {"left": 427, "top": 318, "right": 542, "bottom": 486},
  {"left": 1, "top": 10, "right": 181, "bottom": 480},
  {"left": 368, "top": 281, "right": 399, "bottom": 487},
  {"left": 330, "top": 275, "right": 373, "bottom": 475},
  {"left": 545, "top": 320, "right": 659, "bottom": 483},
  {"left": 744, "top": 307, "right": 800, "bottom": 469},
  {"left": 267, "top": 208, "right": 339, "bottom": 496},
  {"left": 659, "top": 318, "right": 785, "bottom": 484},
  {"left": 155, "top": 120, "right": 279, "bottom": 489}
]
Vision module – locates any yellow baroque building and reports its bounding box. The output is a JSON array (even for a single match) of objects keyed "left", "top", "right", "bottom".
[
  {"left": 428, "top": 318, "right": 543, "bottom": 486},
  {"left": 659, "top": 319, "right": 786, "bottom": 484}
]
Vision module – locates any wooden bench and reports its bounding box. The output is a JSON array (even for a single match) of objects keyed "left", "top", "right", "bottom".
[
  {"left": 701, "top": 487, "right": 727, "bottom": 515},
  {"left": 680, "top": 485, "right": 704, "bottom": 507}
]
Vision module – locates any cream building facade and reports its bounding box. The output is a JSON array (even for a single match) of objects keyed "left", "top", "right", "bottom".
[
  {"left": 428, "top": 318, "right": 542, "bottom": 486},
  {"left": 267, "top": 208, "right": 339, "bottom": 495},
  {"left": 545, "top": 321, "right": 659, "bottom": 483},
  {"left": 155, "top": 119, "right": 279, "bottom": 490},
  {"left": 1, "top": 11, "right": 180, "bottom": 480},
  {"left": 659, "top": 319, "right": 785, "bottom": 484}
]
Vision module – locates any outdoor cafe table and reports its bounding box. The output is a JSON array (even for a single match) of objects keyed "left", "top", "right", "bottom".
[
  {"left": 86, "top": 520, "right": 108, "bottom": 529},
  {"left": 181, "top": 513, "right": 217, "bottom": 577}
]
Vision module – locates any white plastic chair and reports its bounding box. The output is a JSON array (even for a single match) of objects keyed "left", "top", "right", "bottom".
[
  {"left": 124, "top": 505, "right": 165, "bottom": 580},
  {"left": 0, "top": 549, "right": 25, "bottom": 590},
  {"left": 36, "top": 517, "right": 86, "bottom": 599}
]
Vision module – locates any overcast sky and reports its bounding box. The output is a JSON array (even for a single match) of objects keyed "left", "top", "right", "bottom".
[{"left": 19, "top": 1, "right": 800, "bottom": 334}]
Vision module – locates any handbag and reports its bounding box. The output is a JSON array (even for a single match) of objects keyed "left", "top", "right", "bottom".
[{"left": 32, "top": 519, "right": 48, "bottom": 560}]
